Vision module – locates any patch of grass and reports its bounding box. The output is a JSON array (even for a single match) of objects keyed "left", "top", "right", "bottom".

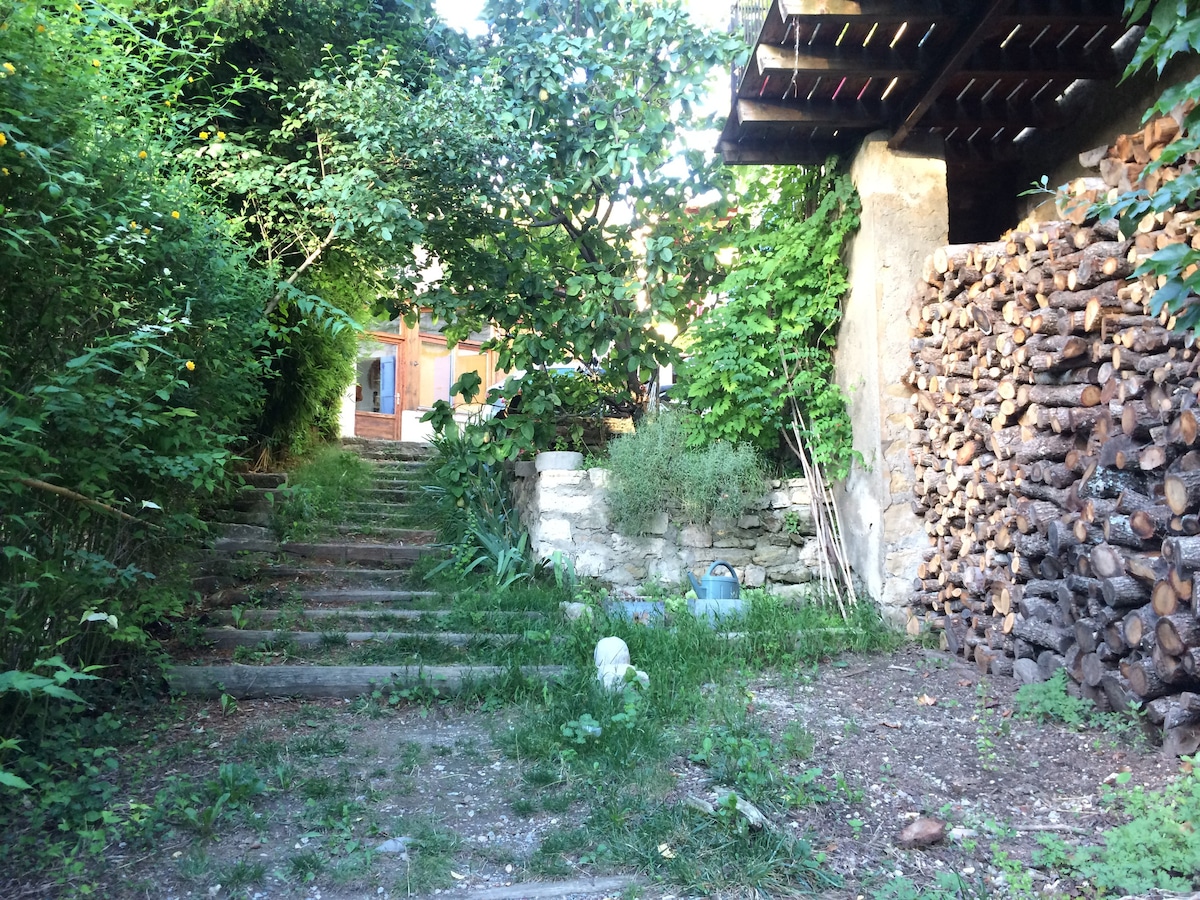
[
  {"left": 394, "top": 816, "right": 462, "bottom": 894},
  {"left": 274, "top": 447, "right": 374, "bottom": 539},
  {"left": 287, "top": 848, "right": 327, "bottom": 882},
  {"left": 289, "top": 731, "right": 350, "bottom": 758}
]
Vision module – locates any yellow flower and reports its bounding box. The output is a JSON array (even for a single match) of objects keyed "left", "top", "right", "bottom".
[
  {"left": 3, "top": 63, "right": 15, "bottom": 74},
  {"left": 91, "top": 59, "right": 100, "bottom": 68},
  {"left": 138, "top": 150, "right": 147, "bottom": 159},
  {"left": 171, "top": 210, "right": 180, "bottom": 219},
  {"left": 129, "top": 221, "right": 137, "bottom": 229},
  {"left": 1, "top": 168, "right": 8, "bottom": 176},
  {"left": 199, "top": 131, "right": 209, "bottom": 139},
  {"left": 216, "top": 131, "right": 226, "bottom": 141},
  {"left": 143, "top": 228, "right": 150, "bottom": 235},
  {"left": 37, "top": 24, "right": 45, "bottom": 33},
  {"left": 185, "top": 360, "right": 195, "bottom": 371},
  {"left": 74, "top": 3, "right": 82, "bottom": 10},
  {"left": 164, "top": 100, "right": 171, "bottom": 106},
  {"left": 0, "top": 132, "right": 7, "bottom": 147}
]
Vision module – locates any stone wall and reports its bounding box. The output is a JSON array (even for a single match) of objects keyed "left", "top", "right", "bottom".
[{"left": 510, "top": 462, "right": 822, "bottom": 597}]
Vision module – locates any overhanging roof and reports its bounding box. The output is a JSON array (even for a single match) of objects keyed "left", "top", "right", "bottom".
[{"left": 720, "top": 0, "right": 1137, "bottom": 165}]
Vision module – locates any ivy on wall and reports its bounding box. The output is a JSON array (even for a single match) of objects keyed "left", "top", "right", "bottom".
[{"left": 678, "top": 161, "right": 861, "bottom": 478}]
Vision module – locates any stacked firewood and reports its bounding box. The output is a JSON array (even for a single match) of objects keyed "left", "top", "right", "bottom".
[{"left": 905, "top": 113, "right": 1200, "bottom": 750}]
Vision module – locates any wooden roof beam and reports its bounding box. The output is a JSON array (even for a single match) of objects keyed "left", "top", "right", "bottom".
[
  {"left": 719, "top": 138, "right": 852, "bottom": 166},
  {"left": 776, "top": 0, "right": 953, "bottom": 23},
  {"left": 737, "top": 96, "right": 1064, "bottom": 131},
  {"left": 756, "top": 44, "right": 914, "bottom": 79},
  {"left": 888, "top": 0, "right": 1014, "bottom": 150}
]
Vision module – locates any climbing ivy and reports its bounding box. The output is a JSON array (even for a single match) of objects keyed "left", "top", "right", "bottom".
[
  {"left": 677, "top": 161, "right": 860, "bottom": 478},
  {"left": 1095, "top": 1, "right": 1200, "bottom": 329}
]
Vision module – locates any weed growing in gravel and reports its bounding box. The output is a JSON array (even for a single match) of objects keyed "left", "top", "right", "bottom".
[
  {"left": 1033, "top": 759, "right": 1200, "bottom": 895},
  {"left": 393, "top": 815, "right": 462, "bottom": 894},
  {"left": 1014, "top": 670, "right": 1141, "bottom": 741}
]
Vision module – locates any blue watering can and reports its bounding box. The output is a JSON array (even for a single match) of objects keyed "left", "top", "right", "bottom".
[
  {"left": 688, "top": 560, "right": 741, "bottom": 601},
  {"left": 688, "top": 561, "right": 743, "bottom": 623}
]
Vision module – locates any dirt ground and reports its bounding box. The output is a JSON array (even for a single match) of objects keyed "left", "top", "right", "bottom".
[{"left": 80, "top": 644, "right": 1185, "bottom": 900}]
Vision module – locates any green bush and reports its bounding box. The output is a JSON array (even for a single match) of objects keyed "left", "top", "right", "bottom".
[{"left": 605, "top": 410, "right": 766, "bottom": 535}]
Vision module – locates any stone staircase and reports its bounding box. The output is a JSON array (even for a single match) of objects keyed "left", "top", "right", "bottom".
[{"left": 168, "top": 439, "right": 564, "bottom": 700}]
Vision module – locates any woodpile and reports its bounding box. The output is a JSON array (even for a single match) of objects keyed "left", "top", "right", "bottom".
[{"left": 905, "top": 112, "right": 1200, "bottom": 751}]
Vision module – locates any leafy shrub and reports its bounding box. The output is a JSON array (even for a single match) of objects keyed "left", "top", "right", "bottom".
[{"left": 605, "top": 410, "right": 766, "bottom": 535}]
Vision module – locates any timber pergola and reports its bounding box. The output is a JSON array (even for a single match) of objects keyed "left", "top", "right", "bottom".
[{"left": 720, "top": 0, "right": 1136, "bottom": 167}]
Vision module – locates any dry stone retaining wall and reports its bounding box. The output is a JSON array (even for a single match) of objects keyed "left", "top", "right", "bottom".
[{"left": 510, "top": 462, "right": 822, "bottom": 596}]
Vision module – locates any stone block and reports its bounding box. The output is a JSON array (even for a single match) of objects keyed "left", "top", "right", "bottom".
[
  {"left": 696, "top": 548, "right": 753, "bottom": 569},
  {"left": 765, "top": 583, "right": 813, "bottom": 602},
  {"left": 888, "top": 470, "right": 911, "bottom": 494},
  {"left": 513, "top": 460, "right": 537, "bottom": 478},
  {"left": 539, "top": 469, "right": 588, "bottom": 489},
  {"left": 882, "top": 502, "right": 920, "bottom": 535},
  {"left": 538, "top": 517, "right": 572, "bottom": 543},
  {"left": 797, "top": 538, "right": 822, "bottom": 567},
  {"left": 645, "top": 512, "right": 669, "bottom": 536},
  {"left": 680, "top": 525, "right": 712, "bottom": 548},
  {"left": 768, "top": 564, "right": 814, "bottom": 584},
  {"left": 752, "top": 544, "right": 792, "bottom": 567},
  {"left": 769, "top": 490, "right": 791, "bottom": 509},
  {"left": 539, "top": 493, "right": 595, "bottom": 516},
  {"left": 574, "top": 548, "right": 610, "bottom": 578},
  {"left": 588, "top": 468, "right": 611, "bottom": 489},
  {"left": 742, "top": 564, "right": 766, "bottom": 588},
  {"left": 737, "top": 514, "right": 762, "bottom": 529}
]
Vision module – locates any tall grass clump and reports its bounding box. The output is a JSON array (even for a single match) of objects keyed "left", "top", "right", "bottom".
[
  {"left": 605, "top": 410, "right": 766, "bottom": 535},
  {"left": 274, "top": 448, "right": 373, "bottom": 537}
]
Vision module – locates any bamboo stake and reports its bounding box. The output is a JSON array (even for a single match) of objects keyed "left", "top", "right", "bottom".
[{"left": 2, "top": 471, "right": 159, "bottom": 528}]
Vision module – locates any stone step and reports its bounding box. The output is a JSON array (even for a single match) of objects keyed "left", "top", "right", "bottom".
[
  {"left": 167, "top": 663, "right": 565, "bottom": 699},
  {"left": 213, "top": 588, "right": 440, "bottom": 605},
  {"left": 201, "top": 628, "right": 520, "bottom": 648},
  {"left": 362, "top": 488, "right": 416, "bottom": 503},
  {"left": 371, "top": 478, "right": 424, "bottom": 490},
  {"left": 210, "top": 608, "right": 452, "bottom": 624},
  {"left": 239, "top": 472, "right": 287, "bottom": 489},
  {"left": 207, "top": 608, "right": 544, "bottom": 625},
  {"left": 197, "top": 564, "right": 418, "bottom": 584},
  {"left": 207, "top": 541, "right": 435, "bottom": 565},
  {"left": 467, "top": 877, "right": 637, "bottom": 900},
  {"left": 210, "top": 523, "right": 275, "bottom": 541},
  {"left": 342, "top": 438, "right": 432, "bottom": 461},
  {"left": 209, "top": 508, "right": 273, "bottom": 527},
  {"left": 332, "top": 526, "right": 437, "bottom": 543}
]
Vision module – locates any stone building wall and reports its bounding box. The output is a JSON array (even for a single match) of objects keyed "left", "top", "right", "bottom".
[{"left": 510, "top": 462, "right": 822, "bottom": 596}]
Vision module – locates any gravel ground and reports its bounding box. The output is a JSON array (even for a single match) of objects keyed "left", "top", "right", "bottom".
[{"left": 8, "top": 644, "right": 1185, "bottom": 900}]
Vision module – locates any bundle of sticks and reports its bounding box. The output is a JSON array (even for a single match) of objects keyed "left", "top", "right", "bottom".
[{"left": 905, "top": 113, "right": 1200, "bottom": 752}]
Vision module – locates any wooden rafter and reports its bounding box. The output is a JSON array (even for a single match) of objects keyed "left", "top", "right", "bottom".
[{"left": 888, "top": 0, "right": 1014, "bottom": 150}]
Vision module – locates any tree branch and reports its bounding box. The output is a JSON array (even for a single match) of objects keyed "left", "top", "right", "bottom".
[
  {"left": 264, "top": 224, "right": 338, "bottom": 316},
  {"left": 4, "top": 472, "right": 159, "bottom": 528}
]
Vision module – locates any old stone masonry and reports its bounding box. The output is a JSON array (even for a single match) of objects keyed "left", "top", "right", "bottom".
[{"left": 512, "top": 460, "right": 821, "bottom": 597}]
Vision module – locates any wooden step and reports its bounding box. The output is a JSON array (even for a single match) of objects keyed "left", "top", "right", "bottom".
[
  {"left": 209, "top": 608, "right": 453, "bottom": 624},
  {"left": 202, "top": 628, "right": 520, "bottom": 648},
  {"left": 167, "top": 663, "right": 565, "bottom": 698},
  {"left": 213, "top": 588, "right": 440, "bottom": 605},
  {"left": 238, "top": 472, "right": 287, "bottom": 489},
  {"left": 206, "top": 541, "right": 434, "bottom": 564},
  {"left": 207, "top": 608, "right": 544, "bottom": 625}
]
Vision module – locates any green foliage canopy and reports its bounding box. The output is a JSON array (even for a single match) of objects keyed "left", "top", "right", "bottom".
[{"left": 419, "top": 0, "right": 745, "bottom": 458}]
